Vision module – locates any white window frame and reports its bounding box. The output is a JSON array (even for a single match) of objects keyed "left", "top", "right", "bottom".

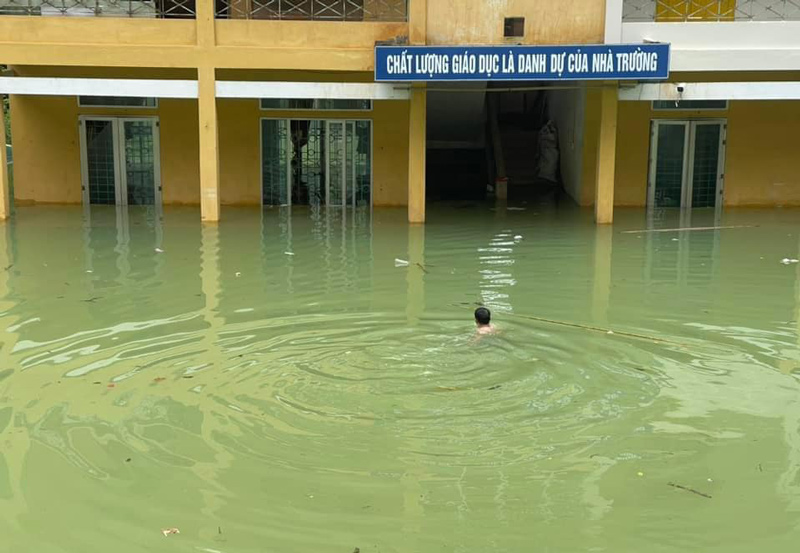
[
  {"left": 79, "top": 115, "right": 162, "bottom": 207},
  {"left": 647, "top": 118, "right": 727, "bottom": 214},
  {"left": 78, "top": 96, "right": 159, "bottom": 109},
  {"left": 259, "top": 99, "right": 373, "bottom": 112},
  {"left": 651, "top": 100, "right": 729, "bottom": 112}
]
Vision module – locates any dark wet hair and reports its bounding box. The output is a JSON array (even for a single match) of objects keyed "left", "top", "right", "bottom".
[{"left": 475, "top": 307, "right": 491, "bottom": 325}]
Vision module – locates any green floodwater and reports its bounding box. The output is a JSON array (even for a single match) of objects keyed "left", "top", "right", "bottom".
[{"left": 1, "top": 203, "right": 800, "bottom": 553}]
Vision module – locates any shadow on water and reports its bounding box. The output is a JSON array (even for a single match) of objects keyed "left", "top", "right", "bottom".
[{"left": 0, "top": 204, "right": 800, "bottom": 552}]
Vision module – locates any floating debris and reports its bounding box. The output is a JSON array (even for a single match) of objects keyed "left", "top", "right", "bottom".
[
  {"left": 161, "top": 528, "right": 180, "bottom": 537},
  {"left": 394, "top": 258, "right": 409, "bottom": 267},
  {"left": 780, "top": 258, "right": 799, "bottom": 265},
  {"left": 668, "top": 482, "right": 712, "bottom": 499},
  {"left": 284, "top": 251, "right": 295, "bottom": 256},
  {"left": 235, "top": 272, "right": 242, "bottom": 277},
  {"left": 155, "top": 248, "right": 164, "bottom": 253}
]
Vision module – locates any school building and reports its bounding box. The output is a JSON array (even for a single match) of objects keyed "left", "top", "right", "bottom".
[{"left": 0, "top": 0, "right": 799, "bottom": 224}]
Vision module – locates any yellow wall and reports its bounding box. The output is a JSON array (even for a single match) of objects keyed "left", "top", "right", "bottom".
[
  {"left": 613, "top": 100, "right": 800, "bottom": 207},
  {"left": 724, "top": 101, "right": 800, "bottom": 206},
  {"left": 0, "top": 15, "right": 406, "bottom": 72},
  {"left": 427, "top": 0, "right": 604, "bottom": 45},
  {"left": 10, "top": 94, "right": 408, "bottom": 208},
  {"left": 10, "top": 95, "right": 81, "bottom": 204},
  {"left": 160, "top": 99, "right": 201, "bottom": 205},
  {"left": 10, "top": 95, "right": 201, "bottom": 205},
  {"left": 217, "top": 98, "right": 408, "bottom": 207}
]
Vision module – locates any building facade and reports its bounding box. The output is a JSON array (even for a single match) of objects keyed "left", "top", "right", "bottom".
[{"left": 0, "top": 0, "right": 798, "bottom": 224}]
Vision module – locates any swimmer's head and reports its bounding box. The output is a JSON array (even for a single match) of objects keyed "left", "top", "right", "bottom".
[{"left": 474, "top": 307, "right": 491, "bottom": 326}]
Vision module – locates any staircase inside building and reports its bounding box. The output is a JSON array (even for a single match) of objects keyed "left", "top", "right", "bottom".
[
  {"left": 424, "top": 84, "right": 560, "bottom": 203},
  {"left": 491, "top": 88, "right": 558, "bottom": 201},
  {"left": 498, "top": 121, "right": 540, "bottom": 187}
]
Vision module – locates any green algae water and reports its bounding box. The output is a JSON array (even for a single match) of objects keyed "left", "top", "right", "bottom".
[{"left": 2, "top": 204, "right": 800, "bottom": 553}]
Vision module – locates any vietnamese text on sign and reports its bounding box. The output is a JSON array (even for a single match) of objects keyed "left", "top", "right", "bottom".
[{"left": 375, "top": 44, "right": 670, "bottom": 82}]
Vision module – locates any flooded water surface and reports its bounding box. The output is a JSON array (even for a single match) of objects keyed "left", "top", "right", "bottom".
[{"left": 2, "top": 204, "right": 800, "bottom": 553}]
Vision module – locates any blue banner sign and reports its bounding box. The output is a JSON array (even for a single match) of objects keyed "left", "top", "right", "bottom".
[{"left": 375, "top": 44, "right": 670, "bottom": 82}]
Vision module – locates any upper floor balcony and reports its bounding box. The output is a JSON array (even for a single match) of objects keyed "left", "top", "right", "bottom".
[
  {"left": 619, "top": 0, "right": 800, "bottom": 72},
  {"left": 623, "top": 0, "right": 800, "bottom": 22},
  {"left": 0, "top": 0, "right": 408, "bottom": 21}
]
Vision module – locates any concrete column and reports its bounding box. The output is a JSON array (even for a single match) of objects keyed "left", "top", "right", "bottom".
[
  {"left": 592, "top": 225, "right": 613, "bottom": 324},
  {"left": 0, "top": 97, "right": 9, "bottom": 220},
  {"left": 406, "top": 224, "right": 425, "bottom": 324},
  {"left": 196, "top": 0, "right": 220, "bottom": 223},
  {"left": 409, "top": 0, "right": 427, "bottom": 45},
  {"left": 604, "top": 0, "right": 624, "bottom": 44},
  {"left": 198, "top": 66, "right": 220, "bottom": 223},
  {"left": 408, "top": 84, "right": 426, "bottom": 224},
  {"left": 594, "top": 83, "right": 618, "bottom": 225}
]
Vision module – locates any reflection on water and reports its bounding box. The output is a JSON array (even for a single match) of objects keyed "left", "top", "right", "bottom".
[{"left": 1, "top": 204, "right": 800, "bottom": 552}]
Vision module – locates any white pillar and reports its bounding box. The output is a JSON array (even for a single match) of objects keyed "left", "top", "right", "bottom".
[{"left": 604, "top": 0, "right": 624, "bottom": 44}]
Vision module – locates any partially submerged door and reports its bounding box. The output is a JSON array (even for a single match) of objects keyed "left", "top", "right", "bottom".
[
  {"left": 648, "top": 119, "right": 726, "bottom": 211},
  {"left": 80, "top": 117, "right": 161, "bottom": 207},
  {"left": 261, "top": 118, "right": 372, "bottom": 207}
]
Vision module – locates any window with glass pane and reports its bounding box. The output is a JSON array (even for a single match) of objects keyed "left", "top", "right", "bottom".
[
  {"left": 260, "top": 99, "right": 371, "bottom": 111},
  {"left": 123, "top": 121, "right": 157, "bottom": 206},
  {"left": 260, "top": 118, "right": 371, "bottom": 207},
  {"left": 261, "top": 119, "right": 290, "bottom": 205},
  {"left": 654, "top": 123, "right": 687, "bottom": 208},
  {"left": 691, "top": 124, "right": 722, "bottom": 208},
  {"left": 86, "top": 120, "right": 116, "bottom": 205},
  {"left": 353, "top": 120, "right": 371, "bottom": 206},
  {"left": 79, "top": 97, "right": 157, "bottom": 108},
  {"left": 652, "top": 100, "right": 727, "bottom": 111}
]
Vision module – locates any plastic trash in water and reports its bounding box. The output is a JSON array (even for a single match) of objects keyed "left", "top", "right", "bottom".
[
  {"left": 235, "top": 272, "right": 242, "bottom": 277},
  {"left": 514, "top": 235, "right": 523, "bottom": 241},
  {"left": 284, "top": 251, "right": 295, "bottom": 256},
  {"left": 155, "top": 248, "right": 164, "bottom": 253},
  {"left": 781, "top": 258, "right": 799, "bottom": 265},
  {"left": 394, "top": 258, "right": 410, "bottom": 267},
  {"left": 161, "top": 528, "right": 180, "bottom": 537}
]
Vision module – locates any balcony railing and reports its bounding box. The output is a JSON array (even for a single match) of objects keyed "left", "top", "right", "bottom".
[
  {"left": 214, "top": 0, "right": 407, "bottom": 21},
  {"left": 0, "top": 0, "right": 407, "bottom": 20},
  {"left": 0, "top": 0, "right": 196, "bottom": 18},
  {"left": 623, "top": 0, "right": 800, "bottom": 21}
]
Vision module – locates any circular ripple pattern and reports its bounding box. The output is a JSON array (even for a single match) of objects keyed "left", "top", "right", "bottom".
[{"left": 3, "top": 206, "right": 800, "bottom": 552}]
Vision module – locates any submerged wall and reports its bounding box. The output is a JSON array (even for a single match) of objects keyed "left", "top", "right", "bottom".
[
  {"left": 615, "top": 99, "right": 800, "bottom": 207},
  {"left": 10, "top": 94, "right": 409, "bottom": 208}
]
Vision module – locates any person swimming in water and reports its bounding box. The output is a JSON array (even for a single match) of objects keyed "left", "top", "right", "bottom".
[{"left": 474, "top": 307, "right": 496, "bottom": 335}]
